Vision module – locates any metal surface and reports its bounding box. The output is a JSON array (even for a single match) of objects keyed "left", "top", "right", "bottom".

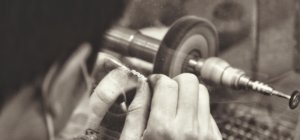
[
  {"left": 104, "top": 26, "right": 160, "bottom": 62},
  {"left": 295, "top": 0, "right": 300, "bottom": 73},
  {"left": 251, "top": 0, "right": 260, "bottom": 79},
  {"left": 191, "top": 57, "right": 299, "bottom": 109},
  {"left": 290, "top": 90, "right": 300, "bottom": 109}
]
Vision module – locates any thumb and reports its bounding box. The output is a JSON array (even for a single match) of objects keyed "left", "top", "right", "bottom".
[
  {"left": 85, "top": 68, "right": 135, "bottom": 129},
  {"left": 120, "top": 80, "right": 151, "bottom": 140}
]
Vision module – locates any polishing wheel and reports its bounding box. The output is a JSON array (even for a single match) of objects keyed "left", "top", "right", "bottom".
[{"left": 153, "top": 16, "right": 218, "bottom": 77}]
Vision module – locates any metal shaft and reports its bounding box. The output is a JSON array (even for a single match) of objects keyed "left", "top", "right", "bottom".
[
  {"left": 103, "top": 26, "right": 160, "bottom": 62},
  {"left": 189, "top": 58, "right": 300, "bottom": 109}
]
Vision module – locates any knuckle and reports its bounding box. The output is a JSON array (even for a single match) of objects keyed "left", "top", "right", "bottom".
[
  {"left": 175, "top": 73, "right": 199, "bottom": 83},
  {"left": 173, "top": 121, "right": 199, "bottom": 139},
  {"left": 93, "top": 86, "right": 114, "bottom": 104},
  {"left": 94, "top": 81, "right": 123, "bottom": 104},
  {"left": 172, "top": 126, "right": 198, "bottom": 140},
  {"left": 198, "top": 84, "right": 210, "bottom": 100},
  {"left": 151, "top": 109, "right": 165, "bottom": 121},
  {"left": 148, "top": 74, "right": 165, "bottom": 83},
  {"left": 149, "top": 74, "right": 168, "bottom": 87},
  {"left": 144, "top": 127, "right": 166, "bottom": 140},
  {"left": 156, "top": 75, "right": 170, "bottom": 83},
  {"left": 182, "top": 128, "right": 198, "bottom": 139},
  {"left": 149, "top": 123, "right": 174, "bottom": 138},
  {"left": 156, "top": 77, "right": 177, "bottom": 89}
]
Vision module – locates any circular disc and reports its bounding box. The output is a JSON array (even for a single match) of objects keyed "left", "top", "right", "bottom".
[
  {"left": 153, "top": 16, "right": 219, "bottom": 77},
  {"left": 289, "top": 90, "right": 300, "bottom": 109}
]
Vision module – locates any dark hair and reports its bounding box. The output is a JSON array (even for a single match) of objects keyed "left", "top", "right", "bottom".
[{"left": 0, "top": 0, "right": 125, "bottom": 103}]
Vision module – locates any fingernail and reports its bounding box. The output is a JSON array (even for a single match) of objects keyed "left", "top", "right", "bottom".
[
  {"left": 147, "top": 74, "right": 164, "bottom": 88},
  {"left": 148, "top": 74, "right": 164, "bottom": 82},
  {"left": 107, "top": 67, "right": 131, "bottom": 81},
  {"left": 137, "top": 79, "right": 151, "bottom": 98}
]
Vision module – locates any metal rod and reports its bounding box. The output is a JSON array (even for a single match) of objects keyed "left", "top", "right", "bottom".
[
  {"left": 251, "top": 0, "right": 260, "bottom": 79},
  {"left": 294, "top": 0, "right": 300, "bottom": 72},
  {"left": 103, "top": 26, "right": 160, "bottom": 63}
]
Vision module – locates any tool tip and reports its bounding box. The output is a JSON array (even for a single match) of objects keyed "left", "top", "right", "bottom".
[{"left": 289, "top": 90, "right": 300, "bottom": 109}]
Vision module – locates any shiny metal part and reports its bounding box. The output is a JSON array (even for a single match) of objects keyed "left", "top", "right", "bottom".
[
  {"left": 105, "top": 56, "right": 147, "bottom": 81},
  {"left": 104, "top": 26, "right": 159, "bottom": 62},
  {"left": 289, "top": 90, "right": 300, "bottom": 109},
  {"left": 189, "top": 58, "right": 300, "bottom": 109}
]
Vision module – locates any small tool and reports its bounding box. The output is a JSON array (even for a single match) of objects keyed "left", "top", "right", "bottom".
[{"left": 189, "top": 58, "right": 300, "bottom": 109}]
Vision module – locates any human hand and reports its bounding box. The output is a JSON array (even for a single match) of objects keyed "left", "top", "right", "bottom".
[
  {"left": 86, "top": 68, "right": 221, "bottom": 140},
  {"left": 143, "top": 74, "right": 222, "bottom": 140},
  {"left": 86, "top": 68, "right": 151, "bottom": 140}
]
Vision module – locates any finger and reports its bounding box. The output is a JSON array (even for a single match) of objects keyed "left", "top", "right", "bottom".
[
  {"left": 86, "top": 68, "right": 132, "bottom": 129},
  {"left": 209, "top": 115, "right": 222, "bottom": 140},
  {"left": 197, "top": 84, "right": 210, "bottom": 126},
  {"left": 197, "top": 84, "right": 213, "bottom": 139},
  {"left": 198, "top": 115, "right": 222, "bottom": 140},
  {"left": 120, "top": 80, "right": 151, "bottom": 140},
  {"left": 173, "top": 73, "right": 199, "bottom": 119},
  {"left": 148, "top": 74, "right": 178, "bottom": 119},
  {"left": 147, "top": 74, "right": 164, "bottom": 90}
]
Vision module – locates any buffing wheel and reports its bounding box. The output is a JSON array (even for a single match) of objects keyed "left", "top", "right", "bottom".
[
  {"left": 153, "top": 16, "right": 219, "bottom": 77},
  {"left": 289, "top": 90, "right": 300, "bottom": 109}
]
